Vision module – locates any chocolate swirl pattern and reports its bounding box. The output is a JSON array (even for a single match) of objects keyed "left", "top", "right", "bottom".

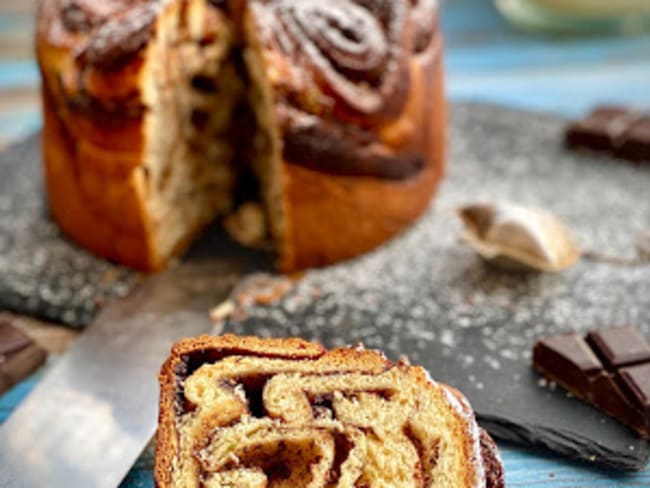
[
  {"left": 257, "top": 0, "right": 411, "bottom": 120},
  {"left": 155, "top": 336, "right": 504, "bottom": 488},
  {"left": 76, "top": 2, "right": 160, "bottom": 69},
  {"left": 281, "top": 108, "right": 425, "bottom": 180},
  {"left": 409, "top": 0, "right": 439, "bottom": 52},
  {"left": 61, "top": 0, "right": 104, "bottom": 32},
  {"left": 250, "top": 0, "right": 443, "bottom": 181},
  {"left": 60, "top": 0, "right": 130, "bottom": 33},
  {"left": 37, "top": 0, "right": 447, "bottom": 272}
]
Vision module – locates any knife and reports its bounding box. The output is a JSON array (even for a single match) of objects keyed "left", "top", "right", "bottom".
[{"left": 0, "top": 258, "right": 243, "bottom": 488}]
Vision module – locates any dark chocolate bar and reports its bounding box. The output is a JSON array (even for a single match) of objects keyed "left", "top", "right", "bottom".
[
  {"left": 534, "top": 326, "right": 650, "bottom": 438},
  {"left": 565, "top": 106, "right": 650, "bottom": 163},
  {"left": 0, "top": 319, "right": 47, "bottom": 395}
]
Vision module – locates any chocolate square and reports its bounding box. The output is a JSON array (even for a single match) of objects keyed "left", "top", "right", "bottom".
[
  {"left": 586, "top": 326, "right": 650, "bottom": 370},
  {"left": 565, "top": 106, "right": 650, "bottom": 163},
  {"left": 0, "top": 319, "right": 47, "bottom": 395},
  {"left": 533, "top": 333, "right": 602, "bottom": 394},
  {"left": 565, "top": 107, "right": 623, "bottom": 153},
  {"left": 536, "top": 333, "right": 602, "bottom": 372},
  {"left": 0, "top": 321, "right": 33, "bottom": 359},
  {"left": 618, "top": 364, "right": 650, "bottom": 417},
  {"left": 535, "top": 326, "right": 650, "bottom": 438},
  {"left": 622, "top": 118, "right": 650, "bottom": 161}
]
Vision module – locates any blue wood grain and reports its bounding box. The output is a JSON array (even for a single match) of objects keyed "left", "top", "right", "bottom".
[
  {"left": 0, "top": 109, "right": 40, "bottom": 143},
  {"left": 447, "top": 64, "right": 650, "bottom": 117},
  {"left": 441, "top": 1, "right": 650, "bottom": 73},
  {"left": 445, "top": 37, "right": 650, "bottom": 73},
  {"left": 0, "top": 17, "right": 32, "bottom": 33},
  {"left": 0, "top": 61, "right": 39, "bottom": 89},
  {"left": 438, "top": 0, "right": 650, "bottom": 117}
]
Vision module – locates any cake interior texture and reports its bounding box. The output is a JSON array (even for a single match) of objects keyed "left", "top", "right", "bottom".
[
  {"left": 144, "top": 0, "right": 281, "bottom": 258},
  {"left": 155, "top": 336, "right": 504, "bottom": 488},
  {"left": 38, "top": 0, "right": 446, "bottom": 271}
]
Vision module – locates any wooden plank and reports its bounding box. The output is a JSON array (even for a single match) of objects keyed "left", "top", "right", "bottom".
[
  {"left": 0, "top": 312, "right": 77, "bottom": 356},
  {"left": 0, "top": 61, "right": 39, "bottom": 89},
  {"left": 0, "top": 109, "right": 40, "bottom": 150},
  {"left": 445, "top": 37, "right": 650, "bottom": 73},
  {"left": 447, "top": 63, "right": 650, "bottom": 117},
  {"left": 0, "top": 87, "right": 39, "bottom": 113},
  {"left": 501, "top": 445, "right": 650, "bottom": 487},
  {"left": 0, "top": 0, "right": 37, "bottom": 15}
]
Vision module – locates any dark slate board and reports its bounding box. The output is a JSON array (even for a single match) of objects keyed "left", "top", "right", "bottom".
[
  {"left": 0, "top": 135, "right": 137, "bottom": 328},
  {"left": 0, "top": 135, "right": 271, "bottom": 327},
  {"left": 219, "top": 103, "right": 650, "bottom": 470},
  {"left": 1, "top": 103, "right": 649, "bottom": 469}
]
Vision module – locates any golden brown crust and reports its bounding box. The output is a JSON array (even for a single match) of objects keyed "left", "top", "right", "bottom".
[
  {"left": 155, "top": 335, "right": 331, "bottom": 487},
  {"left": 37, "top": 0, "right": 446, "bottom": 272},
  {"left": 40, "top": 81, "right": 157, "bottom": 268},
  {"left": 37, "top": 0, "right": 161, "bottom": 269},
  {"left": 251, "top": 0, "right": 446, "bottom": 270},
  {"left": 37, "top": 0, "right": 229, "bottom": 270},
  {"left": 278, "top": 51, "right": 446, "bottom": 270},
  {"left": 154, "top": 335, "right": 504, "bottom": 487},
  {"left": 279, "top": 161, "right": 441, "bottom": 270}
]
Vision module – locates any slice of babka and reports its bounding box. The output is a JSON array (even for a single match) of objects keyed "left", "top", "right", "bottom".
[{"left": 155, "top": 335, "right": 504, "bottom": 487}]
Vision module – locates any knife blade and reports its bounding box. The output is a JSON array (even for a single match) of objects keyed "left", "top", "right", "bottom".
[{"left": 0, "top": 258, "right": 242, "bottom": 488}]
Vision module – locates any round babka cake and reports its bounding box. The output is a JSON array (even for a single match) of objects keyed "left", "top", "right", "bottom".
[
  {"left": 36, "top": 0, "right": 446, "bottom": 271},
  {"left": 155, "top": 335, "right": 504, "bottom": 487}
]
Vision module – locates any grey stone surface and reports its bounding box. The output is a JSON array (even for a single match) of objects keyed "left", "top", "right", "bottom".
[
  {"left": 1, "top": 103, "right": 648, "bottom": 468},
  {"left": 0, "top": 134, "right": 137, "bottom": 328},
  {"left": 223, "top": 103, "right": 650, "bottom": 469}
]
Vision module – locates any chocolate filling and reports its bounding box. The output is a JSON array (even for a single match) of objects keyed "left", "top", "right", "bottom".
[
  {"left": 171, "top": 345, "right": 497, "bottom": 487},
  {"left": 64, "top": 88, "right": 145, "bottom": 125},
  {"left": 76, "top": 3, "right": 159, "bottom": 70},
  {"left": 311, "top": 393, "right": 335, "bottom": 420},
  {"left": 216, "top": 437, "right": 322, "bottom": 484},
  {"left": 282, "top": 114, "right": 425, "bottom": 180},
  {"left": 328, "top": 432, "right": 355, "bottom": 484},
  {"left": 61, "top": 0, "right": 104, "bottom": 32},
  {"left": 403, "top": 422, "right": 439, "bottom": 485},
  {"left": 62, "top": 0, "right": 432, "bottom": 183},
  {"left": 410, "top": 0, "right": 439, "bottom": 54},
  {"left": 191, "top": 377, "right": 395, "bottom": 484},
  {"left": 174, "top": 347, "right": 322, "bottom": 414},
  {"left": 190, "top": 75, "right": 219, "bottom": 94},
  {"left": 234, "top": 374, "right": 269, "bottom": 418},
  {"left": 480, "top": 429, "right": 505, "bottom": 488},
  {"left": 208, "top": 0, "right": 228, "bottom": 10}
]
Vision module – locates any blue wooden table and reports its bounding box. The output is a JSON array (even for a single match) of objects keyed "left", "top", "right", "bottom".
[{"left": 1, "top": 0, "right": 650, "bottom": 486}]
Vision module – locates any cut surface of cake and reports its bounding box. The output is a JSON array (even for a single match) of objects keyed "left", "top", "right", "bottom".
[
  {"left": 36, "top": 0, "right": 446, "bottom": 271},
  {"left": 155, "top": 335, "right": 504, "bottom": 487}
]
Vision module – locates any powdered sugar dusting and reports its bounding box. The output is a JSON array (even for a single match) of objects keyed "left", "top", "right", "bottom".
[
  {"left": 421, "top": 368, "right": 487, "bottom": 488},
  {"left": 223, "top": 104, "right": 649, "bottom": 435},
  {"left": 440, "top": 384, "right": 486, "bottom": 488}
]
